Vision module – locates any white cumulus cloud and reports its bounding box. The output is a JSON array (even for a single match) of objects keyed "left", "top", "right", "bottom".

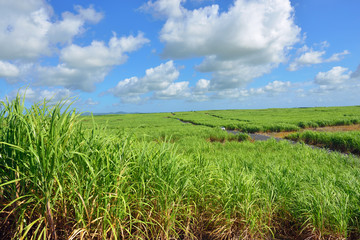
[
  {"left": 196, "top": 57, "right": 274, "bottom": 89},
  {"left": 188, "top": 79, "right": 211, "bottom": 101},
  {"left": 326, "top": 50, "right": 350, "bottom": 62},
  {"left": 48, "top": 5, "right": 103, "bottom": 45},
  {"left": 263, "top": 80, "right": 291, "bottom": 93},
  {"left": 0, "top": 61, "right": 20, "bottom": 78},
  {"left": 309, "top": 64, "right": 360, "bottom": 94},
  {"left": 141, "top": 0, "right": 185, "bottom": 18},
  {"left": 144, "top": 0, "right": 300, "bottom": 90},
  {"left": 194, "top": 79, "right": 210, "bottom": 93},
  {"left": 314, "top": 66, "right": 351, "bottom": 85},
  {"left": 0, "top": 0, "right": 111, "bottom": 87},
  {"left": 37, "top": 33, "right": 149, "bottom": 91},
  {"left": 8, "top": 88, "right": 73, "bottom": 104},
  {"left": 154, "top": 81, "right": 190, "bottom": 99},
  {"left": 288, "top": 43, "right": 349, "bottom": 71},
  {"left": 109, "top": 61, "right": 181, "bottom": 102},
  {"left": 213, "top": 81, "right": 292, "bottom": 99},
  {"left": 0, "top": 1, "right": 52, "bottom": 60},
  {"left": 0, "top": 1, "right": 103, "bottom": 61}
]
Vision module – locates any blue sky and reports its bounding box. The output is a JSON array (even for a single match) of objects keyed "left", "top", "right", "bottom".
[{"left": 0, "top": 0, "right": 359, "bottom": 113}]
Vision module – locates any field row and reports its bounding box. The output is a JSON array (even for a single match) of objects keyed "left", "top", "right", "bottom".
[
  {"left": 172, "top": 107, "right": 360, "bottom": 133},
  {"left": 287, "top": 130, "right": 360, "bottom": 155}
]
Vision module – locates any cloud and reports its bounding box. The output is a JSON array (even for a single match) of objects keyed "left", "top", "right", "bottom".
[
  {"left": 326, "top": 50, "right": 350, "bottom": 62},
  {"left": 144, "top": 0, "right": 301, "bottom": 90},
  {"left": 0, "top": 61, "right": 20, "bottom": 78},
  {"left": 0, "top": 1, "right": 103, "bottom": 61},
  {"left": 74, "top": 5, "right": 103, "bottom": 23},
  {"left": 154, "top": 81, "right": 190, "bottom": 99},
  {"left": 309, "top": 64, "right": 360, "bottom": 94},
  {"left": 196, "top": 57, "right": 274, "bottom": 89},
  {"left": 0, "top": 1, "right": 152, "bottom": 101},
  {"left": 189, "top": 79, "right": 291, "bottom": 101},
  {"left": 263, "top": 80, "right": 292, "bottom": 93},
  {"left": 109, "top": 61, "right": 180, "bottom": 101},
  {"left": 59, "top": 33, "right": 148, "bottom": 69},
  {"left": 0, "top": 62, "right": 33, "bottom": 83},
  {"left": 288, "top": 50, "right": 325, "bottom": 71},
  {"left": 194, "top": 79, "right": 210, "bottom": 93},
  {"left": 0, "top": 0, "right": 144, "bottom": 93},
  {"left": 141, "top": 0, "right": 185, "bottom": 19},
  {"left": 0, "top": 1, "right": 52, "bottom": 60},
  {"left": 120, "top": 95, "right": 149, "bottom": 104},
  {"left": 37, "top": 64, "right": 102, "bottom": 92},
  {"left": 48, "top": 5, "right": 103, "bottom": 45},
  {"left": 185, "top": 79, "right": 211, "bottom": 102},
  {"left": 37, "top": 33, "right": 149, "bottom": 91},
  {"left": 8, "top": 88, "right": 73, "bottom": 104},
  {"left": 212, "top": 80, "right": 292, "bottom": 99},
  {"left": 288, "top": 43, "right": 349, "bottom": 71},
  {"left": 214, "top": 88, "right": 250, "bottom": 99},
  {"left": 314, "top": 66, "right": 351, "bottom": 85}
]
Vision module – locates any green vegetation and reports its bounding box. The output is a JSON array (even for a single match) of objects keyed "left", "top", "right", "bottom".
[
  {"left": 287, "top": 130, "right": 360, "bottom": 154},
  {"left": 1, "top": 96, "right": 360, "bottom": 239},
  {"left": 172, "top": 107, "right": 360, "bottom": 132}
]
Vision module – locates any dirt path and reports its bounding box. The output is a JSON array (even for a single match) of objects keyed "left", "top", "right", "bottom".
[{"left": 226, "top": 130, "right": 284, "bottom": 142}]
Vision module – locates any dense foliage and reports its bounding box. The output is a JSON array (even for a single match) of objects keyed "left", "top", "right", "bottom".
[
  {"left": 287, "top": 131, "right": 360, "bottom": 154},
  {"left": 1, "top": 96, "right": 360, "bottom": 239}
]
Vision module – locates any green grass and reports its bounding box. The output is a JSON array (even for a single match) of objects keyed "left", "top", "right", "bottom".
[
  {"left": 287, "top": 130, "right": 360, "bottom": 154},
  {"left": 172, "top": 107, "right": 360, "bottom": 132},
  {"left": 1, "top": 95, "right": 360, "bottom": 239},
  {"left": 81, "top": 105, "right": 360, "bottom": 135}
]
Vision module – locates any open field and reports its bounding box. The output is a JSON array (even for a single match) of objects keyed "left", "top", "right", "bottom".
[{"left": 1, "top": 97, "right": 360, "bottom": 239}]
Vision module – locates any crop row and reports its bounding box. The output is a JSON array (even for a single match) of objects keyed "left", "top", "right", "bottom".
[
  {"left": 173, "top": 110, "right": 360, "bottom": 133},
  {"left": 287, "top": 130, "right": 360, "bottom": 154}
]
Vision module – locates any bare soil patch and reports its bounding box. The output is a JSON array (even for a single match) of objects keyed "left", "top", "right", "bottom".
[{"left": 307, "top": 123, "right": 360, "bottom": 132}]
